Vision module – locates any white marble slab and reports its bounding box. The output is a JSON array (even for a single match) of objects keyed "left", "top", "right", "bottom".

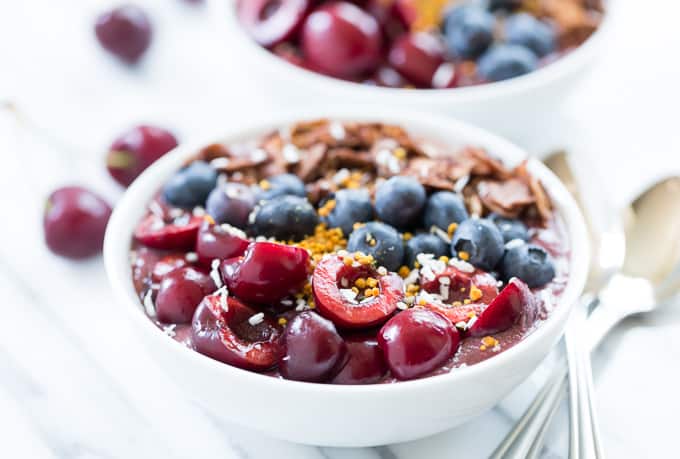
[{"left": 1, "top": 0, "right": 680, "bottom": 457}]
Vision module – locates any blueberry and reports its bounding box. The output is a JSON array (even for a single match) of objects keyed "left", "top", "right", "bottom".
[
  {"left": 374, "top": 176, "right": 426, "bottom": 229},
  {"left": 423, "top": 191, "right": 469, "bottom": 231},
  {"left": 501, "top": 243, "right": 555, "bottom": 288},
  {"left": 504, "top": 13, "right": 555, "bottom": 57},
  {"left": 478, "top": 44, "right": 538, "bottom": 82},
  {"left": 404, "top": 234, "right": 449, "bottom": 267},
  {"left": 252, "top": 195, "right": 319, "bottom": 241},
  {"left": 444, "top": 6, "right": 495, "bottom": 59},
  {"left": 258, "top": 173, "right": 306, "bottom": 201},
  {"left": 324, "top": 189, "right": 374, "bottom": 236},
  {"left": 488, "top": 213, "right": 529, "bottom": 243},
  {"left": 489, "top": 0, "right": 522, "bottom": 11},
  {"left": 451, "top": 218, "right": 504, "bottom": 271},
  {"left": 163, "top": 161, "right": 218, "bottom": 208},
  {"left": 205, "top": 182, "right": 256, "bottom": 229},
  {"left": 347, "top": 222, "right": 404, "bottom": 271}
]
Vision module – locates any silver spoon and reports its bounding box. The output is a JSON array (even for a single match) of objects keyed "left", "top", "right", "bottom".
[{"left": 491, "top": 156, "right": 680, "bottom": 458}]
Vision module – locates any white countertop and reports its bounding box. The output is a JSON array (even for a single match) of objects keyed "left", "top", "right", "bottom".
[{"left": 1, "top": 0, "right": 680, "bottom": 457}]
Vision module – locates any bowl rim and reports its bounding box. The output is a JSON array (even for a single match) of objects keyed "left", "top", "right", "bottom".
[
  {"left": 222, "top": 0, "right": 613, "bottom": 103},
  {"left": 104, "top": 107, "right": 589, "bottom": 395}
]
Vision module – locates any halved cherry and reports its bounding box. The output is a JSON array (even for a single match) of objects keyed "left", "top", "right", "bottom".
[
  {"left": 134, "top": 213, "right": 202, "bottom": 250},
  {"left": 220, "top": 242, "right": 310, "bottom": 304},
  {"left": 132, "top": 246, "right": 163, "bottom": 294},
  {"left": 331, "top": 335, "right": 387, "bottom": 385},
  {"left": 468, "top": 278, "right": 537, "bottom": 337},
  {"left": 151, "top": 253, "right": 190, "bottom": 282},
  {"left": 196, "top": 221, "right": 250, "bottom": 268},
  {"left": 237, "top": 0, "right": 311, "bottom": 48},
  {"left": 192, "top": 291, "right": 282, "bottom": 371},
  {"left": 378, "top": 307, "right": 459, "bottom": 380},
  {"left": 279, "top": 311, "right": 347, "bottom": 382},
  {"left": 156, "top": 267, "right": 215, "bottom": 324},
  {"left": 422, "top": 302, "right": 485, "bottom": 330},
  {"left": 313, "top": 255, "right": 404, "bottom": 329},
  {"left": 388, "top": 32, "right": 445, "bottom": 88},
  {"left": 420, "top": 265, "right": 498, "bottom": 304}
]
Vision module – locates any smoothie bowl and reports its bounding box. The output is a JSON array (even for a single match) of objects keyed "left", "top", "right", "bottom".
[{"left": 104, "top": 109, "right": 588, "bottom": 446}]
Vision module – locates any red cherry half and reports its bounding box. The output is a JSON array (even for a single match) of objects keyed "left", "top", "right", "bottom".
[
  {"left": 196, "top": 221, "right": 250, "bottom": 268},
  {"left": 134, "top": 213, "right": 202, "bottom": 250},
  {"left": 192, "top": 292, "right": 282, "bottom": 371},
  {"left": 468, "top": 278, "right": 537, "bottom": 337},
  {"left": 155, "top": 267, "right": 215, "bottom": 324},
  {"left": 220, "top": 242, "right": 310, "bottom": 304},
  {"left": 378, "top": 307, "right": 459, "bottom": 380},
  {"left": 237, "top": 0, "right": 311, "bottom": 48},
  {"left": 420, "top": 265, "right": 498, "bottom": 304},
  {"left": 331, "top": 336, "right": 387, "bottom": 384},
  {"left": 151, "top": 254, "right": 190, "bottom": 282},
  {"left": 313, "top": 255, "right": 404, "bottom": 329},
  {"left": 388, "top": 32, "right": 445, "bottom": 88}
]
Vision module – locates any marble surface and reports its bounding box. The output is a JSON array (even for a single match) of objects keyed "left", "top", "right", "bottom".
[{"left": 1, "top": 0, "right": 680, "bottom": 457}]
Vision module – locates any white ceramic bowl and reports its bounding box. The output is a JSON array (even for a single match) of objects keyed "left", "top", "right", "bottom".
[
  {"left": 104, "top": 108, "right": 589, "bottom": 447},
  {"left": 221, "top": 1, "right": 613, "bottom": 153}
]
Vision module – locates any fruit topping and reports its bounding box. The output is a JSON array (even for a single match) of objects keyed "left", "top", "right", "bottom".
[
  {"left": 313, "top": 254, "right": 404, "bottom": 328},
  {"left": 378, "top": 307, "right": 459, "bottom": 380},
  {"left": 155, "top": 267, "right": 216, "bottom": 323},
  {"left": 280, "top": 311, "right": 348, "bottom": 382},
  {"left": 205, "top": 182, "right": 256, "bottom": 228},
  {"left": 404, "top": 234, "right": 448, "bottom": 267},
  {"left": 195, "top": 221, "right": 250, "bottom": 267},
  {"left": 451, "top": 218, "right": 504, "bottom": 271},
  {"left": 134, "top": 213, "right": 202, "bottom": 250},
  {"left": 151, "top": 253, "right": 190, "bottom": 282},
  {"left": 44, "top": 186, "right": 112, "bottom": 259},
  {"left": 107, "top": 125, "right": 178, "bottom": 187},
  {"left": 257, "top": 173, "right": 307, "bottom": 201},
  {"left": 301, "top": 2, "right": 382, "bottom": 78},
  {"left": 192, "top": 291, "right": 282, "bottom": 371},
  {"left": 488, "top": 213, "right": 529, "bottom": 242},
  {"left": 220, "top": 242, "right": 310, "bottom": 304},
  {"left": 347, "top": 222, "right": 404, "bottom": 271},
  {"left": 162, "top": 161, "right": 218, "bottom": 209},
  {"left": 251, "top": 195, "right": 319, "bottom": 240},
  {"left": 388, "top": 32, "right": 445, "bottom": 87},
  {"left": 95, "top": 5, "right": 152, "bottom": 63},
  {"left": 468, "top": 278, "right": 536, "bottom": 337},
  {"left": 443, "top": 5, "right": 495, "bottom": 59},
  {"left": 322, "top": 188, "right": 373, "bottom": 236},
  {"left": 504, "top": 13, "right": 556, "bottom": 58},
  {"left": 331, "top": 336, "right": 388, "bottom": 384},
  {"left": 375, "top": 176, "right": 426, "bottom": 229},
  {"left": 478, "top": 44, "right": 538, "bottom": 82},
  {"left": 237, "top": 0, "right": 311, "bottom": 48},
  {"left": 419, "top": 264, "right": 498, "bottom": 305},
  {"left": 423, "top": 191, "right": 469, "bottom": 232},
  {"left": 500, "top": 242, "right": 556, "bottom": 288}
]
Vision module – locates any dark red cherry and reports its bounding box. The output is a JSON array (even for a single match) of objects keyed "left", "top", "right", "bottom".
[
  {"left": 107, "top": 125, "right": 178, "bottom": 187},
  {"left": 192, "top": 292, "right": 282, "bottom": 371},
  {"left": 388, "top": 32, "right": 445, "bottom": 88},
  {"left": 237, "top": 0, "right": 311, "bottom": 48},
  {"left": 155, "top": 267, "right": 215, "bottom": 323},
  {"left": 134, "top": 213, "right": 202, "bottom": 250},
  {"left": 378, "top": 308, "right": 460, "bottom": 380},
  {"left": 422, "top": 302, "right": 485, "bottom": 333},
  {"left": 331, "top": 336, "right": 387, "bottom": 384},
  {"left": 220, "top": 242, "right": 310, "bottom": 304},
  {"left": 468, "top": 278, "right": 537, "bottom": 337},
  {"left": 301, "top": 2, "right": 382, "bottom": 79},
  {"left": 151, "top": 253, "right": 190, "bottom": 282},
  {"left": 313, "top": 255, "right": 403, "bottom": 329},
  {"left": 280, "top": 311, "right": 347, "bottom": 382},
  {"left": 95, "top": 5, "right": 152, "bottom": 63},
  {"left": 196, "top": 221, "right": 250, "bottom": 268},
  {"left": 419, "top": 265, "right": 498, "bottom": 304},
  {"left": 44, "top": 186, "right": 112, "bottom": 259},
  {"left": 366, "top": 66, "right": 408, "bottom": 87}
]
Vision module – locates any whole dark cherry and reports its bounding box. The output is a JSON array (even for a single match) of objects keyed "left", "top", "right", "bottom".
[
  {"left": 195, "top": 221, "right": 250, "bottom": 268},
  {"left": 280, "top": 311, "right": 348, "bottom": 382},
  {"left": 388, "top": 32, "right": 445, "bottom": 88},
  {"left": 331, "top": 336, "right": 387, "bottom": 384},
  {"left": 155, "top": 267, "right": 215, "bottom": 324},
  {"left": 44, "top": 186, "right": 112, "bottom": 259},
  {"left": 151, "top": 253, "right": 189, "bottom": 282},
  {"left": 301, "top": 2, "right": 382, "bottom": 79},
  {"left": 378, "top": 307, "right": 460, "bottom": 380},
  {"left": 237, "top": 0, "right": 311, "bottom": 48},
  {"left": 95, "top": 5, "right": 152, "bottom": 63},
  {"left": 107, "top": 125, "right": 178, "bottom": 187},
  {"left": 220, "top": 242, "right": 310, "bottom": 304},
  {"left": 134, "top": 213, "right": 202, "bottom": 250},
  {"left": 192, "top": 292, "right": 282, "bottom": 371}
]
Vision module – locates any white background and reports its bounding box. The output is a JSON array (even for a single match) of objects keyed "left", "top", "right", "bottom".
[{"left": 1, "top": 0, "right": 679, "bottom": 457}]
